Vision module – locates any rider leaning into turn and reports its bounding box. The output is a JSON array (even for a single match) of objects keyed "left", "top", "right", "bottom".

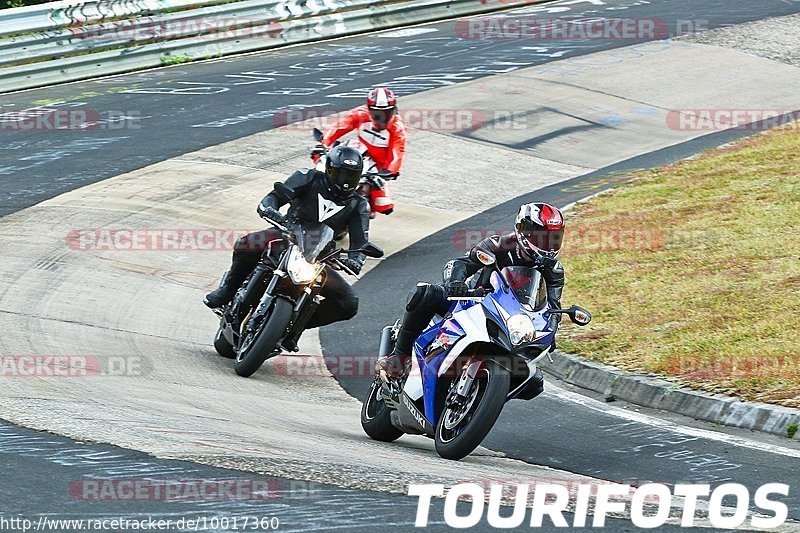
[
  {"left": 317, "top": 87, "right": 407, "bottom": 178},
  {"left": 204, "top": 146, "right": 371, "bottom": 337},
  {"left": 376, "top": 202, "right": 567, "bottom": 378}
]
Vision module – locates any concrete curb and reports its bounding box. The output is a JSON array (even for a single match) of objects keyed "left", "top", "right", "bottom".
[{"left": 542, "top": 352, "right": 800, "bottom": 440}]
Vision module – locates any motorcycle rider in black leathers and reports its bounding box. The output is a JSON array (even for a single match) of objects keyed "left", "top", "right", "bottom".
[
  {"left": 204, "top": 146, "right": 370, "bottom": 333},
  {"left": 376, "top": 202, "right": 567, "bottom": 379}
]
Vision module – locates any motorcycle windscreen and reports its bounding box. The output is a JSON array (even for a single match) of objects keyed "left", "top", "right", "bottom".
[
  {"left": 499, "top": 267, "right": 546, "bottom": 310},
  {"left": 293, "top": 223, "right": 335, "bottom": 262}
]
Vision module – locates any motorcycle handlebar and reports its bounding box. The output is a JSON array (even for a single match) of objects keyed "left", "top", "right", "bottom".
[
  {"left": 260, "top": 213, "right": 291, "bottom": 234},
  {"left": 329, "top": 256, "right": 360, "bottom": 279},
  {"left": 363, "top": 172, "right": 398, "bottom": 180}
]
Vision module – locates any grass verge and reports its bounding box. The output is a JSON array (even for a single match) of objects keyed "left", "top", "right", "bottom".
[{"left": 558, "top": 124, "right": 800, "bottom": 408}]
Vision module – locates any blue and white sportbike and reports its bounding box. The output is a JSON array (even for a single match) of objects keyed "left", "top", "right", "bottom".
[{"left": 360, "top": 251, "right": 591, "bottom": 460}]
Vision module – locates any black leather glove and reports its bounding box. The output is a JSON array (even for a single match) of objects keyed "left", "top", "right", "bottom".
[
  {"left": 258, "top": 205, "right": 288, "bottom": 228},
  {"left": 445, "top": 280, "right": 469, "bottom": 297},
  {"left": 548, "top": 311, "right": 562, "bottom": 329},
  {"left": 342, "top": 257, "right": 363, "bottom": 275},
  {"left": 541, "top": 255, "right": 559, "bottom": 269}
]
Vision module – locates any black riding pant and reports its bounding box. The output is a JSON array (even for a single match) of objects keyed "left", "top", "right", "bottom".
[{"left": 394, "top": 283, "right": 450, "bottom": 356}]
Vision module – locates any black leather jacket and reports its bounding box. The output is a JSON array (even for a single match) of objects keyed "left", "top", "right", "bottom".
[
  {"left": 259, "top": 168, "right": 370, "bottom": 262},
  {"left": 442, "top": 233, "right": 565, "bottom": 309}
]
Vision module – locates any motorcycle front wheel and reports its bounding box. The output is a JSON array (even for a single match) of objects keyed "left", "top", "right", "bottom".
[
  {"left": 234, "top": 297, "right": 293, "bottom": 377},
  {"left": 434, "top": 360, "right": 510, "bottom": 460}
]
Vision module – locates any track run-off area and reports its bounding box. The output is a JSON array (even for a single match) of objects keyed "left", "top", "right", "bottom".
[{"left": 2, "top": 0, "right": 800, "bottom": 530}]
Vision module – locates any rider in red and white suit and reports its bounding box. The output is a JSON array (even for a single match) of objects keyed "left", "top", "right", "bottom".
[{"left": 322, "top": 87, "right": 407, "bottom": 177}]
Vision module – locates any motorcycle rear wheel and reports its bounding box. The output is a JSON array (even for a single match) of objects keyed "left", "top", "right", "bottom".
[
  {"left": 213, "top": 327, "right": 236, "bottom": 359},
  {"left": 361, "top": 380, "right": 403, "bottom": 442},
  {"left": 434, "top": 360, "right": 510, "bottom": 460},
  {"left": 234, "top": 297, "right": 293, "bottom": 377}
]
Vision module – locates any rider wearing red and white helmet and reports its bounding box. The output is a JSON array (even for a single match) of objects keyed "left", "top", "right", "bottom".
[
  {"left": 321, "top": 87, "right": 407, "bottom": 177},
  {"left": 376, "top": 203, "right": 567, "bottom": 379},
  {"left": 446, "top": 201, "right": 565, "bottom": 314},
  {"left": 513, "top": 202, "right": 565, "bottom": 262}
]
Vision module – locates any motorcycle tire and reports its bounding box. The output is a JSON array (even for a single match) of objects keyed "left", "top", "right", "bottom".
[
  {"left": 361, "top": 380, "right": 403, "bottom": 442},
  {"left": 234, "top": 297, "right": 293, "bottom": 377},
  {"left": 213, "top": 327, "right": 236, "bottom": 359},
  {"left": 434, "top": 360, "right": 510, "bottom": 460}
]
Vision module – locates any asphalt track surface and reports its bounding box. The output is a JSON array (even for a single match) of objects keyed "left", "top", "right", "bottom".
[
  {"left": 5, "top": 419, "right": 721, "bottom": 532},
  {"left": 2, "top": 0, "right": 800, "bottom": 530},
  {"left": 2, "top": 0, "right": 800, "bottom": 218}
]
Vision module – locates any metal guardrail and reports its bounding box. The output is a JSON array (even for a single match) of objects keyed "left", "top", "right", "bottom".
[{"left": 0, "top": 0, "right": 547, "bottom": 93}]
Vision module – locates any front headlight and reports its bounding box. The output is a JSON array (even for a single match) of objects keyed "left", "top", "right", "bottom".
[
  {"left": 507, "top": 313, "right": 535, "bottom": 345},
  {"left": 286, "top": 246, "right": 320, "bottom": 284}
]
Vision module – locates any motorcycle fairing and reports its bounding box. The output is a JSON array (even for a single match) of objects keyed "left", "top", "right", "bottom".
[{"left": 294, "top": 222, "right": 335, "bottom": 261}]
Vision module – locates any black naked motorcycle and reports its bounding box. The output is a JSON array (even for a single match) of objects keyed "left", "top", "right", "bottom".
[{"left": 211, "top": 183, "right": 383, "bottom": 377}]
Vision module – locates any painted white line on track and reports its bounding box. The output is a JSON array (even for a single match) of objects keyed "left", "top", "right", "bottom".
[
  {"left": 545, "top": 382, "right": 800, "bottom": 458},
  {"left": 172, "top": 158, "right": 269, "bottom": 171},
  {"left": 377, "top": 27, "right": 439, "bottom": 38}
]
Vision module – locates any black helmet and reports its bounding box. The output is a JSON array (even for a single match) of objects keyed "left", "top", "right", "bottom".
[{"left": 325, "top": 145, "right": 363, "bottom": 197}]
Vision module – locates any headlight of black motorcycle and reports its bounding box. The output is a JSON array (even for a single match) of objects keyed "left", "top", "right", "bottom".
[{"left": 286, "top": 246, "right": 320, "bottom": 284}]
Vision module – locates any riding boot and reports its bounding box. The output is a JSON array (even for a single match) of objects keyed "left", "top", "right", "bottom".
[
  {"left": 375, "top": 322, "right": 422, "bottom": 380},
  {"left": 204, "top": 251, "right": 254, "bottom": 308}
]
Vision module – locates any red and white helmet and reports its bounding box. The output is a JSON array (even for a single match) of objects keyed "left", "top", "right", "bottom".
[
  {"left": 367, "top": 87, "right": 397, "bottom": 130},
  {"left": 514, "top": 202, "right": 565, "bottom": 258}
]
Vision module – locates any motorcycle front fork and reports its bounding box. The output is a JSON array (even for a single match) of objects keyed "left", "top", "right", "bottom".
[
  {"left": 447, "top": 359, "right": 482, "bottom": 409},
  {"left": 280, "top": 287, "right": 322, "bottom": 352}
]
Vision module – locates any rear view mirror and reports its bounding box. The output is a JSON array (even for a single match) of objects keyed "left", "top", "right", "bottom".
[
  {"left": 312, "top": 128, "right": 324, "bottom": 142},
  {"left": 568, "top": 305, "right": 591, "bottom": 326},
  {"left": 274, "top": 182, "right": 295, "bottom": 200},
  {"left": 360, "top": 243, "right": 384, "bottom": 258}
]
